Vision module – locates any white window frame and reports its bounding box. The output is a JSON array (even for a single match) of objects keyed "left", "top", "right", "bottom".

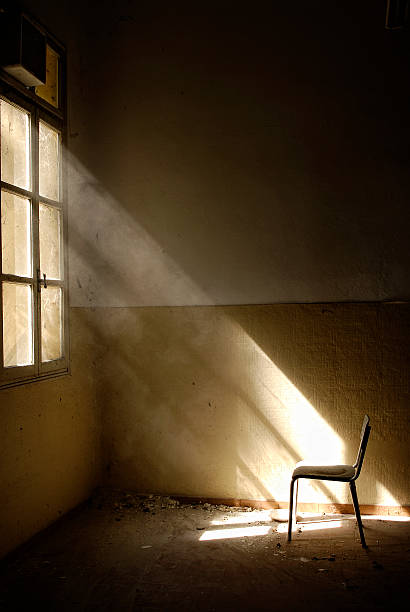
[{"left": 0, "top": 30, "right": 68, "bottom": 388}]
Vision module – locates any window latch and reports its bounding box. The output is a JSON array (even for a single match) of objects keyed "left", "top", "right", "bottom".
[{"left": 37, "top": 269, "right": 47, "bottom": 291}]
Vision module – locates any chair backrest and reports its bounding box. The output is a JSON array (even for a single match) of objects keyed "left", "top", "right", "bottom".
[{"left": 353, "top": 414, "right": 371, "bottom": 478}]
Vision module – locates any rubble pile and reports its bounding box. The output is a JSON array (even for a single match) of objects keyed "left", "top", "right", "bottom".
[
  {"left": 91, "top": 489, "right": 180, "bottom": 513},
  {"left": 91, "top": 489, "right": 255, "bottom": 515}
]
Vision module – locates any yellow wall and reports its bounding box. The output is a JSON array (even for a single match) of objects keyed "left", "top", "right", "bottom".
[
  {"left": 89, "top": 303, "right": 409, "bottom": 507},
  {"left": 2, "top": 300, "right": 408, "bottom": 559},
  {"left": 0, "top": 310, "right": 101, "bottom": 558},
  {"left": 1, "top": 0, "right": 406, "bottom": 558}
]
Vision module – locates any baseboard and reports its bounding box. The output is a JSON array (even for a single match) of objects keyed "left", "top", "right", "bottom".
[{"left": 174, "top": 496, "right": 410, "bottom": 516}]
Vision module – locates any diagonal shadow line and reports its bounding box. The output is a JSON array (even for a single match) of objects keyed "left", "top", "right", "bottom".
[
  {"left": 65, "top": 229, "right": 273, "bottom": 499},
  {"left": 73, "top": 292, "right": 275, "bottom": 501},
  {"left": 75, "top": 289, "right": 340, "bottom": 506},
  {"left": 235, "top": 455, "right": 276, "bottom": 502},
  {"left": 147, "top": 392, "right": 277, "bottom": 503},
  {"left": 68, "top": 222, "right": 351, "bottom": 506},
  {"left": 233, "top": 387, "right": 341, "bottom": 505}
]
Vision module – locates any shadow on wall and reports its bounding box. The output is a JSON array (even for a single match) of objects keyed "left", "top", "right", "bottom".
[
  {"left": 63, "top": 1, "right": 410, "bottom": 506},
  {"left": 67, "top": 145, "right": 410, "bottom": 507},
  {"left": 73, "top": 297, "right": 410, "bottom": 506},
  {"left": 69, "top": 217, "right": 410, "bottom": 508},
  {"left": 228, "top": 303, "right": 410, "bottom": 507},
  {"left": 76, "top": 304, "right": 346, "bottom": 504},
  {"left": 67, "top": 0, "right": 410, "bottom": 305}
]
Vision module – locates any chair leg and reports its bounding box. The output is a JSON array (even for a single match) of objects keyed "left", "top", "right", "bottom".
[
  {"left": 288, "top": 478, "right": 295, "bottom": 542},
  {"left": 295, "top": 479, "right": 299, "bottom": 524},
  {"left": 350, "top": 481, "right": 367, "bottom": 548}
]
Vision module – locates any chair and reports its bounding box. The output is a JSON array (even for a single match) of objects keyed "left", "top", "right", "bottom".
[{"left": 287, "top": 415, "right": 371, "bottom": 548}]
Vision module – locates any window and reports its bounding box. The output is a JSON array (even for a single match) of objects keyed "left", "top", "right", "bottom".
[{"left": 0, "top": 35, "right": 67, "bottom": 387}]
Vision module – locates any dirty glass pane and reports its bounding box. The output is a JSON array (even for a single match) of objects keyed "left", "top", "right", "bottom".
[
  {"left": 0, "top": 100, "right": 30, "bottom": 190},
  {"left": 1, "top": 191, "right": 31, "bottom": 277},
  {"left": 2, "top": 282, "right": 33, "bottom": 367},
  {"left": 35, "top": 46, "right": 59, "bottom": 108},
  {"left": 41, "top": 286, "right": 62, "bottom": 362},
  {"left": 39, "top": 203, "right": 61, "bottom": 280},
  {"left": 39, "top": 121, "right": 59, "bottom": 201}
]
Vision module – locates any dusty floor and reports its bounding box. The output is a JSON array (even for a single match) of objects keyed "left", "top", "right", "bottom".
[{"left": 0, "top": 490, "right": 409, "bottom": 611}]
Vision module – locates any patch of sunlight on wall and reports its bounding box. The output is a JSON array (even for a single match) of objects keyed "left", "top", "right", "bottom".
[
  {"left": 231, "top": 329, "right": 344, "bottom": 504},
  {"left": 376, "top": 482, "right": 400, "bottom": 506},
  {"left": 67, "top": 150, "right": 346, "bottom": 505}
]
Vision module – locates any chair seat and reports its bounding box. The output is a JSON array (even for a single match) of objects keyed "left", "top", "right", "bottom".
[
  {"left": 292, "top": 463, "right": 356, "bottom": 480},
  {"left": 288, "top": 415, "right": 371, "bottom": 548}
]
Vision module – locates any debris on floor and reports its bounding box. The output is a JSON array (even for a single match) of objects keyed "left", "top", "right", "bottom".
[
  {"left": 0, "top": 488, "right": 408, "bottom": 612},
  {"left": 90, "top": 488, "right": 258, "bottom": 517},
  {"left": 312, "top": 554, "right": 336, "bottom": 561}
]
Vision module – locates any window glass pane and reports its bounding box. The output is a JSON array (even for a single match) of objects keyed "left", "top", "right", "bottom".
[
  {"left": 1, "top": 191, "right": 31, "bottom": 277},
  {"left": 36, "top": 46, "right": 59, "bottom": 109},
  {"left": 39, "top": 121, "right": 59, "bottom": 201},
  {"left": 2, "top": 282, "right": 33, "bottom": 367},
  {"left": 41, "top": 286, "right": 62, "bottom": 362},
  {"left": 39, "top": 203, "right": 61, "bottom": 280},
  {"left": 0, "top": 100, "right": 30, "bottom": 190}
]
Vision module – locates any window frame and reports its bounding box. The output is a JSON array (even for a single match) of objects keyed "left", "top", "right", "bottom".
[{"left": 0, "top": 30, "right": 68, "bottom": 389}]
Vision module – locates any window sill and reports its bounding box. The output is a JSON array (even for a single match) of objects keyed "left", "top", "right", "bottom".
[{"left": 0, "top": 367, "right": 70, "bottom": 390}]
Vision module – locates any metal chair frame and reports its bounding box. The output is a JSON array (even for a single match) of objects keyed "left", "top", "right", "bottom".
[{"left": 288, "top": 415, "right": 371, "bottom": 548}]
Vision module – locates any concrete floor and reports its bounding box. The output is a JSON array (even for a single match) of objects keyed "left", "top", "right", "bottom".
[{"left": 1, "top": 490, "right": 409, "bottom": 611}]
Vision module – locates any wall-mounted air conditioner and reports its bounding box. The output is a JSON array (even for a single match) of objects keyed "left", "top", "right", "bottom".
[{"left": 0, "top": 12, "right": 46, "bottom": 86}]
